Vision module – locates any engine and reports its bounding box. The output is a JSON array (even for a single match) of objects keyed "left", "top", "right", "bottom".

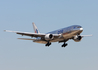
[
  {"left": 73, "top": 35, "right": 82, "bottom": 42},
  {"left": 45, "top": 34, "right": 54, "bottom": 40}
]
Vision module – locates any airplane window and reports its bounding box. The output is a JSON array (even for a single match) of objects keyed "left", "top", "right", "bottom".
[{"left": 77, "top": 26, "right": 81, "bottom": 28}]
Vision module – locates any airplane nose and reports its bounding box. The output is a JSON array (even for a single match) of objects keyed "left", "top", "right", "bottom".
[{"left": 80, "top": 28, "right": 83, "bottom": 30}]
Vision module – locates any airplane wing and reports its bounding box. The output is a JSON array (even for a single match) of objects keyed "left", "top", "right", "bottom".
[
  {"left": 18, "top": 38, "right": 37, "bottom": 40},
  {"left": 80, "top": 35, "right": 92, "bottom": 37},
  {"left": 4, "top": 30, "right": 60, "bottom": 38}
]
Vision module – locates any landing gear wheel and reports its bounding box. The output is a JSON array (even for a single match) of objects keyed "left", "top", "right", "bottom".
[
  {"left": 61, "top": 43, "right": 68, "bottom": 47},
  {"left": 45, "top": 42, "right": 51, "bottom": 47}
]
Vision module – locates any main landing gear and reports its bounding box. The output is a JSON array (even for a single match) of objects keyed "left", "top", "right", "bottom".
[
  {"left": 45, "top": 41, "right": 51, "bottom": 46},
  {"left": 62, "top": 42, "right": 68, "bottom": 47},
  {"left": 45, "top": 41, "right": 68, "bottom": 47}
]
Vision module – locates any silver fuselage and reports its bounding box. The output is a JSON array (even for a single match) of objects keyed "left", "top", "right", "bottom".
[{"left": 34, "top": 25, "right": 83, "bottom": 44}]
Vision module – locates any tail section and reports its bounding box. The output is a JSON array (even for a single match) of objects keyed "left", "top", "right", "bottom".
[{"left": 32, "top": 22, "right": 40, "bottom": 34}]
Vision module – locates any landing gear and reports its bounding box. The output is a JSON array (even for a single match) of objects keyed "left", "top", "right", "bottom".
[
  {"left": 45, "top": 41, "right": 51, "bottom": 46},
  {"left": 62, "top": 42, "right": 68, "bottom": 47}
]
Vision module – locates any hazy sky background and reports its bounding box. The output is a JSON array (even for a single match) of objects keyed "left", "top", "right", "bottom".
[{"left": 0, "top": 0, "right": 98, "bottom": 70}]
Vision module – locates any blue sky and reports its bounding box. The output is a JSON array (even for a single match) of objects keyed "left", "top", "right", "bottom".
[{"left": 0, "top": 0, "right": 98, "bottom": 70}]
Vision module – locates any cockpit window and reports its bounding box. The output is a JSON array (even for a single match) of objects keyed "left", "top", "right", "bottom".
[
  {"left": 73, "top": 26, "right": 82, "bottom": 29},
  {"left": 77, "top": 26, "right": 81, "bottom": 28}
]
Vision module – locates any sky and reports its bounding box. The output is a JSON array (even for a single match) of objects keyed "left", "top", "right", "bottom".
[{"left": 0, "top": 0, "right": 98, "bottom": 70}]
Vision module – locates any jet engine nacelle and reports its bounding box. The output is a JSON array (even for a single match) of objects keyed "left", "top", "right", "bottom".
[
  {"left": 45, "top": 34, "right": 54, "bottom": 40},
  {"left": 73, "top": 35, "right": 82, "bottom": 42}
]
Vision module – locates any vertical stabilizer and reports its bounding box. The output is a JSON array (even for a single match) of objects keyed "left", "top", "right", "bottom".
[{"left": 32, "top": 22, "right": 40, "bottom": 34}]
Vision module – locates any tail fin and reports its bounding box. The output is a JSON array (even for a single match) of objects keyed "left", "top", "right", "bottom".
[{"left": 32, "top": 22, "right": 40, "bottom": 34}]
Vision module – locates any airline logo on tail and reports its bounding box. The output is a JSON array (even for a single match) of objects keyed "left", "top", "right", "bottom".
[
  {"left": 35, "top": 29, "right": 38, "bottom": 33},
  {"left": 32, "top": 22, "right": 40, "bottom": 34}
]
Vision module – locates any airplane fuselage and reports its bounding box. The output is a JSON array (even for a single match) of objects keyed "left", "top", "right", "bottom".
[
  {"left": 48, "top": 25, "right": 83, "bottom": 40},
  {"left": 35, "top": 25, "right": 83, "bottom": 43}
]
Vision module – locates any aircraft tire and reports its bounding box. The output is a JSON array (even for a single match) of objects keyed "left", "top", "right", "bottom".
[{"left": 62, "top": 43, "right": 68, "bottom": 47}]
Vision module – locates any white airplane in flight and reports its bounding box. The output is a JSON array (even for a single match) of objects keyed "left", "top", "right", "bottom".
[{"left": 4, "top": 23, "right": 92, "bottom": 47}]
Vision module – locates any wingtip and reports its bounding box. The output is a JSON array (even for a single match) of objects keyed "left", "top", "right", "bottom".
[
  {"left": 3, "top": 30, "right": 15, "bottom": 32},
  {"left": 4, "top": 30, "right": 6, "bottom": 32},
  {"left": 4, "top": 30, "right": 10, "bottom": 32},
  {"left": 88, "top": 34, "right": 93, "bottom": 36}
]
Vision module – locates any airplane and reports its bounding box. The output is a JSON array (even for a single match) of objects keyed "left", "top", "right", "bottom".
[{"left": 4, "top": 23, "right": 92, "bottom": 47}]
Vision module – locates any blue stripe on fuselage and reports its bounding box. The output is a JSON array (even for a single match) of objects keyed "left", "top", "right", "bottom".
[{"left": 46, "top": 25, "right": 82, "bottom": 34}]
